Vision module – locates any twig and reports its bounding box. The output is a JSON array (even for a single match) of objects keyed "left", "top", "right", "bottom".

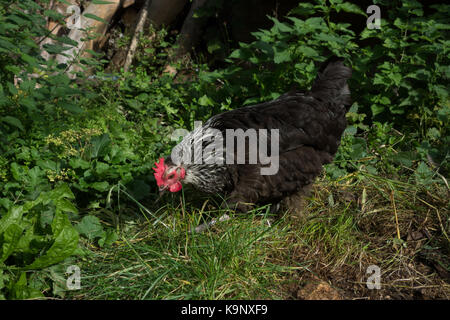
[
  {"left": 435, "top": 209, "right": 449, "bottom": 243},
  {"left": 390, "top": 190, "right": 401, "bottom": 240},
  {"left": 123, "top": 0, "right": 151, "bottom": 72}
]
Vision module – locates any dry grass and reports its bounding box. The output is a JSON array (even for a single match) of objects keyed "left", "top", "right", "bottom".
[{"left": 275, "top": 171, "right": 449, "bottom": 299}]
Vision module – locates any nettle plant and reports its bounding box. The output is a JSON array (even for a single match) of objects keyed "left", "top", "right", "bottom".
[
  {"left": 0, "top": 0, "right": 87, "bottom": 132},
  {"left": 211, "top": 0, "right": 363, "bottom": 104},
  {"left": 0, "top": 0, "right": 105, "bottom": 298},
  {"left": 195, "top": 0, "right": 448, "bottom": 178},
  {"left": 353, "top": 0, "right": 449, "bottom": 163},
  {"left": 346, "top": 0, "right": 448, "bottom": 178}
]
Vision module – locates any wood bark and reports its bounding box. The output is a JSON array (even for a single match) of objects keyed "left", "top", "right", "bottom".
[
  {"left": 55, "top": 0, "right": 121, "bottom": 77},
  {"left": 40, "top": 0, "right": 79, "bottom": 61},
  {"left": 123, "top": 0, "right": 151, "bottom": 72}
]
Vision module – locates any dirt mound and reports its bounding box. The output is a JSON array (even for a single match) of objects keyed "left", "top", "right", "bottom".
[{"left": 296, "top": 276, "right": 343, "bottom": 300}]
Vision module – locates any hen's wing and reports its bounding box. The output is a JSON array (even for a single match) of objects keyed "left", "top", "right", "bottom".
[{"left": 208, "top": 60, "right": 352, "bottom": 207}]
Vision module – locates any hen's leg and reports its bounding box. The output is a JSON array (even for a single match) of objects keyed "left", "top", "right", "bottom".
[
  {"left": 194, "top": 214, "right": 231, "bottom": 233},
  {"left": 222, "top": 190, "right": 258, "bottom": 213}
]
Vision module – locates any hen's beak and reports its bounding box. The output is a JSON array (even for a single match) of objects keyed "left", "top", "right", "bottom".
[{"left": 159, "top": 185, "right": 168, "bottom": 195}]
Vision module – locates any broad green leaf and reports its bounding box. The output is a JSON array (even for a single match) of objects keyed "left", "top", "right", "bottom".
[
  {"left": 1, "top": 116, "right": 24, "bottom": 131},
  {"left": 198, "top": 95, "right": 214, "bottom": 107},
  {"left": 98, "top": 229, "right": 118, "bottom": 247},
  {"left": 54, "top": 198, "right": 78, "bottom": 215},
  {"left": 59, "top": 102, "right": 84, "bottom": 113},
  {"left": 273, "top": 47, "right": 291, "bottom": 64},
  {"left": 269, "top": 17, "right": 293, "bottom": 33},
  {"left": 69, "top": 158, "right": 90, "bottom": 169},
  {"left": 297, "top": 46, "right": 319, "bottom": 57},
  {"left": 371, "top": 104, "right": 385, "bottom": 116},
  {"left": 90, "top": 181, "right": 109, "bottom": 191},
  {"left": 11, "top": 272, "right": 45, "bottom": 299},
  {"left": 0, "top": 205, "right": 26, "bottom": 235},
  {"left": 87, "top": 133, "right": 111, "bottom": 159},
  {"left": 1, "top": 224, "right": 24, "bottom": 262},
  {"left": 289, "top": 3, "right": 315, "bottom": 16},
  {"left": 75, "top": 215, "right": 104, "bottom": 240},
  {"left": 27, "top": 212, "right": 78, "bottom": 269},
  {"left": 95, "top": 162, "right": 110, "bottom": 175},
  {"left": 336, "top": 3, "right": 366, "bottom": 15}
]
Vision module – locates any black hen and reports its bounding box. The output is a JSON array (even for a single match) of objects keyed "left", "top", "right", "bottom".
[{"left": 153, "top": 58, "right": 352, "bottom": 212}]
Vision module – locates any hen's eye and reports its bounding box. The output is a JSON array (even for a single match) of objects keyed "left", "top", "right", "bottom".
[{"left": 167, "top": 173, "right": 175, "bottom": 179}]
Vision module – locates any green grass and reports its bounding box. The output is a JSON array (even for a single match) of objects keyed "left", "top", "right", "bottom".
[
  {"left": 65, "top": 203, "right": 301, "bottom": 299},
  {"left": 62, "top": 169, "right": 449, "bottom": 300}
]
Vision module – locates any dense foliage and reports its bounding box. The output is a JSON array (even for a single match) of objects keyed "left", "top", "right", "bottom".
[{"left": 0, "top": 0, "right": 448, "bottom": 298}]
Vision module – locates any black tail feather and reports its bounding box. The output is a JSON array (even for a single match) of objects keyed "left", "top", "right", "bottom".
[{"left": 311, "top": 57, "right": 352, "bottom": 106}]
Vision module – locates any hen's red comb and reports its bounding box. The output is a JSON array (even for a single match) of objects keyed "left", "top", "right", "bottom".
[{"left": 152, "top": 157, "right": 166, "bottom": 186}]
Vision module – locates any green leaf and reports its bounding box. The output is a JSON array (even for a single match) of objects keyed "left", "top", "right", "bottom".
[
  {"left": 20, "top": 53, "right": 38, "bottom": 66},
  {"left": 75, "top": 215, "right": 104, "bottom": 240},
  {"left": 269, "top": 17, "right": 293, "bottom": 33},
  {"left": 273, "top": 47, "right": 291, "bottom": 64},
  {"left": 83, "top": 13, "right": 107, "bottom": 23},
  {"left": 336, "top": 2, "right": 366, "bottom": 15},
  {"left": 414, "top": 162, "right": 434, "bottom": 186},
  {"left": 1, "top": 224, "right": 24, "bottom": 262},
  {"left": 41, "top": 183, "right": 75, "bottom": 203},
  {"left": 253, "top": 41, "right": 274, "bottom": 58},
  {"left": 54, "top": 198, "right": 78, "bottom": 215},
  {"left": 343, "top": 126, "right": 357, "bottom": 136},
  {"left": 27, "top": 166, "right": 45, "bottom": 187},
  {"left": 297, "top": 46, "right": 319, "bottom": 58},
  {"left": 95, "top": 162, "right": 110, "bottom": 175},
  {"left": 87, "top": 133, "right": 111, "bottom": 159},
  {"left": 90, "top": 181, "right": 109, "bottom": 191},
  {"left": 229, "top": 49, "right": 243, "bottom": 59},
  {"left": 391, "top": 151, "right": 416, "bottom": 167},
  {"left": 371, "top": 104, "right": 385, "bottom": 116},
  {"left": 1, "top": 116, "right": 24, "bottom": 131},
  {"left": 98, "top": 229, "right": 118, "bottom": 247},
  {"left": 69, "top": 158, "right": 90, "bottom": 169},
  {"left": 11, "top": 272, "right": 44, "bottom": 299},
  {"left": 91, "top": 0, "right": 115, "bottom": 4},
  {"left": 0, "top": 205, "right": 26, "bottom": 235},
  {"left": 198, "top": 95, "right": 214, "bottom": 107},
  {"left": 59, "top": 102, "right": 84, "bottom": 113},
  {"left": 36, "top": 159, "right": 59, "bottom": 171},
  {"left": 289, "top": 3, "right": 315, "bottom": 16},
  {"left": 27, "top": 211, "right": 79, "bottom": 269}
]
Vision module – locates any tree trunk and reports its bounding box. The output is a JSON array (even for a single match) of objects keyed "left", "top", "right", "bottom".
[
  {"left": 119, "top": 0, "right": 188, "bottom": 71},
  {"left": 162, "top": 0, "right": 208, "bottom": 75},
  {"left": 123, "top": 0, "right": 151, "bottom": 72},
  {"left": 147, "top": 0, "right": 187, "bottom": 27},
  {"left": 173, "top": 0, "right": 208, "bottom": 59}
]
